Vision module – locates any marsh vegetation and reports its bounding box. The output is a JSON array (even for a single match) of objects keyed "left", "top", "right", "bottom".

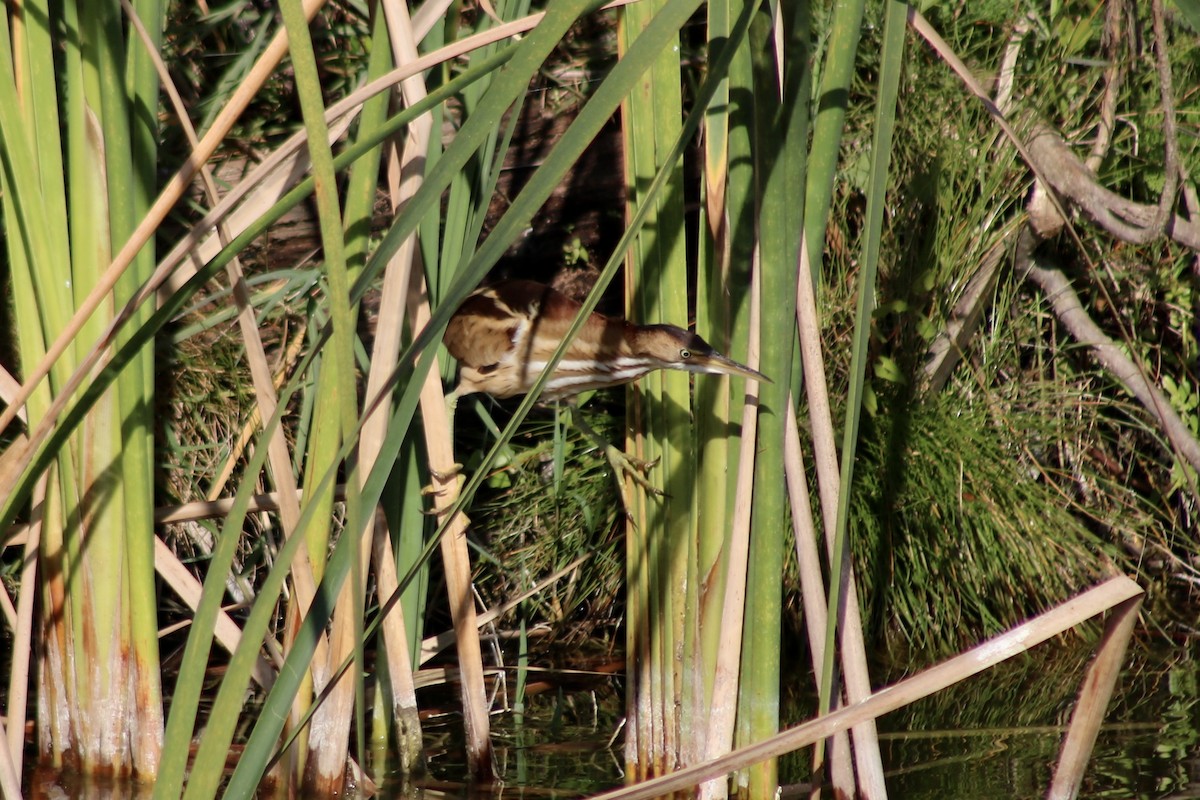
[{"left": 0, "top": 0, "right": 1197, "bottom": 797}]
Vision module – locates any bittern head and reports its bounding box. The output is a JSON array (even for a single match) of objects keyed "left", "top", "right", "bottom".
[{"left": 630, "top": 324, "right": 769, "bottom": 383}]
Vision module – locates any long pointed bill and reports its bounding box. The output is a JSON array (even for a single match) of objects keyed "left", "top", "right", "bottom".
[{"left": 689, "top": 352, "right": 770, "bottom": 383}]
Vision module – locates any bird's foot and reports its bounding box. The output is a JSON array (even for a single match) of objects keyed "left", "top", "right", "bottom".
[
  {"left": 428, "top": 463, "right": 464, "bottom": 483},
  {"left": 602, "top": 444, "right": 664, "bottom": 496},
  {"left": 421, "top": 469, "right": 470, "bottom": 523},
  {"left": 565, "top": 403, "right": 665, "bottom": 497},
  {"left": 421, "top": 463, "right": 464, "bottom": 499}
]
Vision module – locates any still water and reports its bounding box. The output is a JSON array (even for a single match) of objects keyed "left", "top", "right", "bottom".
[
  {"left": 420, "top": 641, "right": 1199, "bottom": 799},
  {"left": 876, "top": 642, "right": 1199, "bottom": 798},
  {"left": 19, "top": 641, "right": 1198, "bottom": 797}
]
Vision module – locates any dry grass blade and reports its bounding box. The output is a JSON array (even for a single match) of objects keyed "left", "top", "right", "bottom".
[
  {"left": 417, "top": 555, "right": 591, "bottom": 664},
  {"left": 205, "top": 326, "right": 307, "bottom": 497},
  {"left": 0, "top": 579, "right": 13, "bottom": 630},
  {"left": 700, "top": 249, "right": 764, "bottom": 799},
  {"left": 0, "top": 365, "right": 26, "bottom": 424},
  {"left": 782, "top": 400, "right": 855, "bottom": 797},
  {"left": 0, "top": 726, "right": 20, "bottom": 800},
  {"left": 152, "top": 537, "right": 278, "bottom": 689},
  {"left": 366, "top": 0, "right": 436, "bottom": 716},
  {"left": 2, "top": 480, "right": 40, "bottom": 780}
]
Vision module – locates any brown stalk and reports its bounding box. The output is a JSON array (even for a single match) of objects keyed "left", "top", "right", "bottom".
[
  {"left": 357, "top": 0, "right": 436, "bottom": 772},
  {"left": 794, "top": 232, "right": 888, "bottom": 797},
  {"left": 699, "top": 238, "right": 764, "bottom": 800},
  {"left": 407, "top": 270, "right": 495, "bottom": 778},
  {"left": 1048, "top": 593, "right": 1143, "bottom": 798},
  {"left": 305, "top": 0, "right": 438, "bottom": 787}
]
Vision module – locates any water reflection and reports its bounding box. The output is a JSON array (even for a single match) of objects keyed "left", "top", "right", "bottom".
[
  {"left": 875, "top": 643, "right": 1200, "bottom": 798},
  {"left": 21, "top": 643, "right": 1200, "bottom": 798}
]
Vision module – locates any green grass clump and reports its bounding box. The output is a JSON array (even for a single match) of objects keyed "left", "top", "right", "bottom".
[
  {"left": 846, "top": 389, "right": 1125, "bottom": 657},
  {"left": 461, "top": 400, "right": 626, "bottom": 644}
]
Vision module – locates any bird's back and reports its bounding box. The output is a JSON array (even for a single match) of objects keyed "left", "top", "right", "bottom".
[{"left": 444, "top": 280, "right": 635, "bottom": 400}]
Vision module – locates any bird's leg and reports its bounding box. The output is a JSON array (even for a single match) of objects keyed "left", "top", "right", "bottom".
[{"left": 566, "top": 401, "right": 662, "bottom": 496}]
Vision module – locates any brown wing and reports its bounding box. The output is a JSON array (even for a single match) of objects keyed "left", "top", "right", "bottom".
[
  {"left": 444, "top": 281, "right": 567, "bottom": 369},
  {"left": 445, "top": 279, "right": 633, "bottom": 373},
  {"left": 524, "top": 283, "right": 629, "bottom": 359},
  {"left": 445, "top": 293, "right": 512, "bottom": 368}
]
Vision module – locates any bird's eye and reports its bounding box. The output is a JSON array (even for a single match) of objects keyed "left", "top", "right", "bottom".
[{"left": 680, "top": 349, "right": 691, "bottom": 359}]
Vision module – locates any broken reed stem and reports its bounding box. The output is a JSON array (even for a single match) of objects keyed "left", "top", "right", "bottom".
[{"left": 588, "top": 576, "right": 1143, "bottom": 800}]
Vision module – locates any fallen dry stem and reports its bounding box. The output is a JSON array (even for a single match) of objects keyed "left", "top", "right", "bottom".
[
  {"left": 1048, "top": 593, "right": 1143, "bottom": 798},
  {"left": 588, "top": 576, "right": 1142, "bottom": 800}
]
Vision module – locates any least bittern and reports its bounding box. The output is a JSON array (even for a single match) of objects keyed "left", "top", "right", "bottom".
[{"left": 443, "top": 279, "right": 767, "bottom": 485}]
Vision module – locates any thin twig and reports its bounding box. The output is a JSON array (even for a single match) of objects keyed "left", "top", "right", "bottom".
[
  {"left": 1085, "top": 0, "right": 1125, "bottom": 172},
  {"left": 908, "top": 7, "right": 1198, "bottom": 249},
  {"left": 1119, "top": 0, "right": 1179, "bottom": 243},
  {"left": 1015, "top": 238, "right": 1200, "bottom": 475}
]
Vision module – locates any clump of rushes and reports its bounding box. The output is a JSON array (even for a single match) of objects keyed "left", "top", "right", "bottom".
[{"left": 843, "top": 390, "right": 1137, "bottom": 658}]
